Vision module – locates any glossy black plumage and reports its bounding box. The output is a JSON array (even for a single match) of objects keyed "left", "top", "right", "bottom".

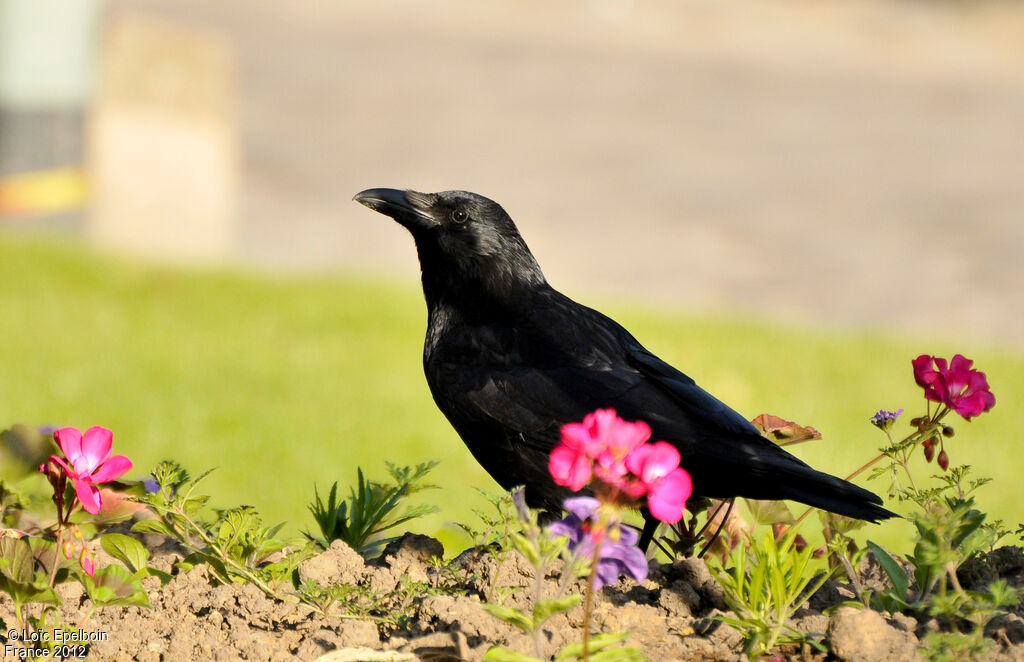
[{"left": 354, "top": 188, "right": 896, "bottom": 535}]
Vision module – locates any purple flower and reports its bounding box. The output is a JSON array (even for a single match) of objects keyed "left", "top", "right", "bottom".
[
  {"left": 548, "top": 497, "right": 649, "bottom": 589},
  {"left": 870, "top": 408, "right": 903, "bottom": 431}
]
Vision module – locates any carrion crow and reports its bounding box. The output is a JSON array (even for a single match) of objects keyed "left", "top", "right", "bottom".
[{"left": 354, "top": 188, "right": 896, "bottom": 543}]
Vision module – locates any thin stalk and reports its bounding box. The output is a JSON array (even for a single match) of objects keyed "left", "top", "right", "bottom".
[
  {"left": 47, "top": 496, "right": 76, "bottom": 587},
  {"left": 171, "top": 505, "right": 278, "bottom": 596},
  {"left": 48, "top": 526, "right": 65, "bottom": 588},
  {"left": 530, "top": 531, "right": 546, "bottom": 659},
  {"left": 582, "top": 540, "right": 602, "bottom": 661}
]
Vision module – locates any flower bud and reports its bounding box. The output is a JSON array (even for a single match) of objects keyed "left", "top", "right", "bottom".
[
  {"left": 511, "top": 489, "right": 531, "bottom": 524},
  {"left": 40, "top": 456, "right": 67, "bottom": 514},
  {"left": 910, "top": 417, "right": 923, "bottom": 427},
  {"left": 40, "top": 456, "right": 64, "bottom": 487},
  {"left": 937, "top": 449, "right": 949, "bottom": 471},
  {"left": 942, "top": 425, "right": 955, "bottom": 437},
  {"left": 80, "top": 549, "right": 95, "bottom": 577},
  {"left": 923, "top": 440, "right": 935, "bottom": 463},
  {"left": 63, "top": 538, "right": 75, "bottom": 560}
]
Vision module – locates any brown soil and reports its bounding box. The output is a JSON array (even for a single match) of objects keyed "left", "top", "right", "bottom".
[{"left": 2, "top": 533, "right": 1023, "bottom": 662}]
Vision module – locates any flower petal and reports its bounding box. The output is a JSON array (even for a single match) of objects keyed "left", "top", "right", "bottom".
[
  {"left": 559, "top": 422, "right": 593, "bottom": 452},
  {"left": 79, "top": 426, "right": 113, "bottom": 474},
  {"left": 912, "top": 355, "right": 936, "bottom": 388},
  {"left": 73, "top": 479, "right": 104, "bottom": 514},
  {"left": 89, "top": 455, "right": 133, "bottom": 484},
  {"left": 647, "top": 468, "right": 693, "bottom": 524},
  {"left": 549, "top": 445, "right": 592, "bottom": 491},
  {"left": 548, "top": 518, "right": 582, "bottom": 545},
  {"left": 627, "top": 441, "right": 681, "bottom": 484},
  {"left": 54, "top": 427, "right": 84, "bottom": 466},
  {"left": 563, "top": 496, "right": 600, "bottom": 521}
]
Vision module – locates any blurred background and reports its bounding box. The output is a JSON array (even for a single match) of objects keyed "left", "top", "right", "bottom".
[{"left": 1, "top": 0, "right": 1022, "bottom": 552}]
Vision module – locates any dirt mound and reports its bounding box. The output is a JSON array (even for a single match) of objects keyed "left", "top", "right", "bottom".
[{"left": 2, "top": 533, "right": 1023, "bottom": 661}]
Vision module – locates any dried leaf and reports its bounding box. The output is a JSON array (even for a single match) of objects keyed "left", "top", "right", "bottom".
[{"left": 750, "top": 414, "right": 822, "bottom": 445}]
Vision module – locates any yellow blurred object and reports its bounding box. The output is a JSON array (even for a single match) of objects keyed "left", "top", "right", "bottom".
[{"left": 0, "top": 168, "right": 88, "bottom": 215}]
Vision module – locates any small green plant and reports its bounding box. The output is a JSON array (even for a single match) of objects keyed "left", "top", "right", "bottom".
[
  {"left": 867, "top": 490, "right": 1020, "bottom": 660},
  {"left": 295, "top": 575, "right": 441, "bottom": 632},
  {"left": 679, "top": 353, "right": 1014, "bottom": 661},
  {"left": 306, "top": 461, "right": 439, "bottom": 557},
  {"left": 481, "top": 490, "right": 646, "bottom": 662},
  {"left": 133, "top": 461, "right": 306, "bottom": 596},
  {"left": 711, "top": 529, "right": 832, "bottom": 658}
]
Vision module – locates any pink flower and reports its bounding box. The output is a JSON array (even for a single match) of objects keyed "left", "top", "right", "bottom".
[
  {"left": 549, "top": 426, "right": 597, "bottom": 491},
  {"left": 913, "top": 354, "right": 995, "bottom": 420},
  {"left": 47, "top": 427, "right": 133, "bottom": 515},
  {"left": 550, "top": 409, "right": 651, "bottom": 492},
  {"left": 625, "top": 442, "right": 693, "bottom": 524}
]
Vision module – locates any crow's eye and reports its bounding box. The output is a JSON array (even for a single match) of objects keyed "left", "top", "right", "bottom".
[{"left": 451, "top": 209, "right": 468, "bottom": 224}]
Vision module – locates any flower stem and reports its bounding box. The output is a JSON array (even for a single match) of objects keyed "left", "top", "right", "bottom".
[
  {"left": 582, "top": 540, "right": 602, "bottom": 661},
  {"left": 48, "top": 525, "right": 65, "bottom": 588},
  {"left": 531, "top": 529, "right": 545, "bottom": 659}
]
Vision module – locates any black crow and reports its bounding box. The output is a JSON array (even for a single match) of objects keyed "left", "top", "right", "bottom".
[{"left": 354, "top": 188, "right": 895, "bottom": 542}]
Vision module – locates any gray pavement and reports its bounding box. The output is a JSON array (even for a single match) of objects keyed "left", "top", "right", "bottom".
[{"left": 110, "top": 0, "right": 1024, "bottom": 347}]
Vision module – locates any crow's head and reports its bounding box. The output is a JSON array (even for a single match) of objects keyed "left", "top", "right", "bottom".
[{"left": 355, "top": 188, "right": 546, "bottom": 303}]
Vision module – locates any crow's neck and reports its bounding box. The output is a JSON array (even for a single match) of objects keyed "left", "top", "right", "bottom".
[{"left": 417, "top": 247, "right": 548, "bottom": 326}]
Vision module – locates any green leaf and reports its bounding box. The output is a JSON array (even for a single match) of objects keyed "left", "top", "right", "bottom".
[
  {"left": 139, "top": 566, "right": 173, "bottom": 585},
  {"left": 84, "top": 564, "right": 151, "bottom": 608},
  {"left": 866, "top": 540, "right": 908, "bottom": 599},
  {"left": 510, "top": 533, "right": 541, "bottom": 567},
  {"left": 588, "top": 647, "right": 647, "bottom": 662},
  {"left": 554, "top": 631, "right": 631, "bottom": 661},
  {"left": 0, "top": 537, "right": 35, "bottom": 584},
  {"left": 483, "top": 647, "right": 544, "bottom": 662},
  {"left": 533, "top": 594, "right": 581, "bottom": 624},
  {"left": 481, "top": 603, "right": 534, "bottom": 632},
  {"left": 101, "top": 533, "right": 150, "bottom": 574},
  {"left": 132, "top": 519, "right": 174, "bottom": 537}
]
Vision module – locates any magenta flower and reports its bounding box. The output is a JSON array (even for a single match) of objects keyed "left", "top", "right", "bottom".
[
  {"left": 550, "top": 409, "right": 692, "bottom": 523},
  {"left": 549, "top": 424, "right": 597, "bottom": 491},
  {"left": 913, "top": 354, "right": 995, "bottom": 420},
  {"left": 548, "top": 497, "right": 649, "bottom": 589},
  {"left": 549, "top": 409, "right": 651, "bottom": 493},
  {"left": 47, "top": 426, "right": 133, "bottom": 515},
  {"left": 624, "top": 441, "right": 693, "bottom": 524}
]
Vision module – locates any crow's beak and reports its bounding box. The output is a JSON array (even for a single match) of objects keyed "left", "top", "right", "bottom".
[{"left": 354, "top": 188, "right": 437, "bottom": 229}]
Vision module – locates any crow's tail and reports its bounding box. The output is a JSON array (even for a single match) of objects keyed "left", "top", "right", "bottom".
[{"left": 779, "top": 465, "right": 898, "bottom": 522}]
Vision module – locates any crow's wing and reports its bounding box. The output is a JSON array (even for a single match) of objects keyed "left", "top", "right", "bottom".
[{"left": 426, "top": 290, "right": 892, "bottom": 519}]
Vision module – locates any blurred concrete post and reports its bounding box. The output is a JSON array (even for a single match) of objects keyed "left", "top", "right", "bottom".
[
  {"left": 0, "top": 0, "right": 101, "bottom": 218},
  {"left": 87, "top": 13, "right": 238, "bottom": 261}
]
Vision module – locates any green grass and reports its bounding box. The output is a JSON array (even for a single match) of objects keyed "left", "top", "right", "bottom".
[{"left": 1, "top": 234, "right": 1021, "bottom": 555}]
